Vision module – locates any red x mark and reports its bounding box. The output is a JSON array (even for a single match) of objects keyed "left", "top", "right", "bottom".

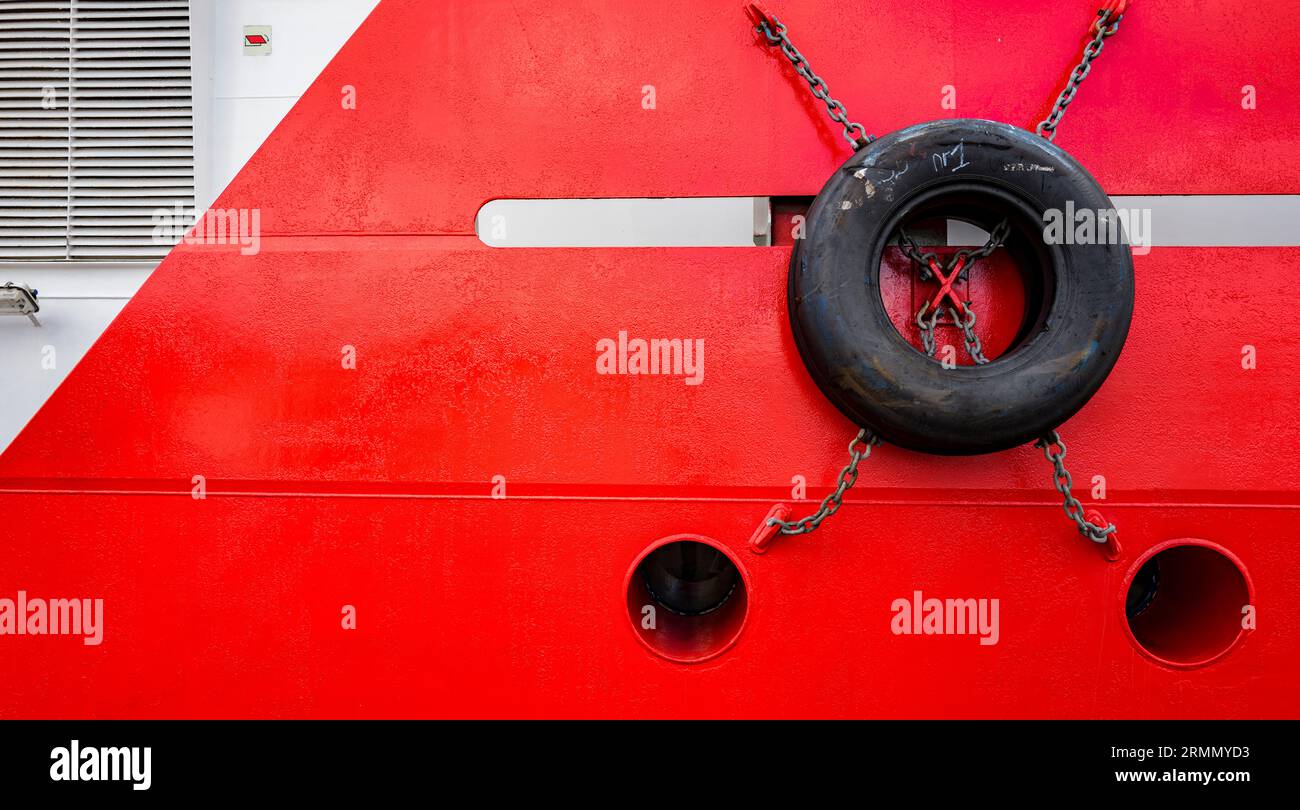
[{"left": 923, "top": 255, "right": 968, "bottom": 315}]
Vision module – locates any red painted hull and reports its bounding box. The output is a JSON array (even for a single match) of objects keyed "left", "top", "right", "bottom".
[{"left": 1, "top": 0, "right": 1297, "bottom": 718}]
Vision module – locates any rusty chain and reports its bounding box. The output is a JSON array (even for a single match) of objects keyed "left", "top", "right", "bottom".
[
  {"left": 750, "top": 11, "right": 874, "bottom": 150},
  {"left": 1034, "top": 432, "right": 1117, "bottom": 543},
  {"left": 899, "top": 220, "right": 1010, "bottom": 282},
  {"left": 1036, "top": 5, "right": 1126, "bottom": 142},
  {"left": 915, "top": 301, "right": 990, "bottom": 364},
  {"left": 904, "top": 220, "right": 1006, "bottom": 364},
  {"left": 953, "top": 304, "right": 989, "bottom": 364},
  {"left": 752, "top": 4, "right": 1126, "bottom": 544},
  {"left": 916, "top": 305, "right": 941, "bottom": 357},
  {"left": 903, "top": 234, "right": 1110, "bottom": 546},
  {"left": 1029, "top": 3, "right": 1127, "bottom": 543},
  {"left": 767, "top": 428, "right": 879, "bottom": 535}
]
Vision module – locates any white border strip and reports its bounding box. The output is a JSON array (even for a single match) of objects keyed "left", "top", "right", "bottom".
[
  {"left": 478, "top": 196, "right": 1300, "bottom": 248},
  {"left": 477, "top": 197, "right": 770, "bottom": 247},
  {"left": 1111, "top": 195, "right": 1300, "bottom": 247}
]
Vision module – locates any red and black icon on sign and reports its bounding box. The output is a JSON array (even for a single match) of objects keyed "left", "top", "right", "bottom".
[{"left": 244, "top": 33, "right": 270, "bottom": 46}]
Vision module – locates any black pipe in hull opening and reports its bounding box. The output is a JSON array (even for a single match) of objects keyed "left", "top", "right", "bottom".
[
  {"left": 640, "top": 540, "right": 740, "bottom": 617},
  {"left": 1126, "top": 557, "right": 1161, "bottom": 620}
]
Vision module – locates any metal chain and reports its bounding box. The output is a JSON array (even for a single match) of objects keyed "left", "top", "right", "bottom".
[
  {"left": 768, "top": 428, "right": 879, "bottom": 535},
  {"left": 898, "top": 232, "right": 940, "bottom": 280},
  {"left": 1031, "top": 3, "right": 1127, "bottom": 544},
  {"left": 904, "top": 245, "right": 1111, "bottom": 544},
  {"left": 953, "top": 304, "right": 989, "bottom": 364},
  {"left": 915, "top": 303, "right": 990, "bottom": 364},
  {"left": 748, "top": 4, "right": 1127, "bottom": 547},
  {"left": 916, "top": 305, "right": 941, "bottom": 357},
  {"left": 751, "top": 14, "right": 874, "bottom": 150},
  {"left": 904, "top": 220, "right": 1006, "bottom": 363},
  {"left": 1034, "top": 431, "right": 1117, "bottom": 543},
  {"left": 898, "top": 220, "right": 1009, "bottom": 281},
  {"left": 951, "top": 220, "right": 1010, "bottom": 269},
  {"left": 1035, "top": 6, "right": 1125, "bottom": 142},
  {"left": 749, "top": 4, "right": 879, "bottom": 538}
]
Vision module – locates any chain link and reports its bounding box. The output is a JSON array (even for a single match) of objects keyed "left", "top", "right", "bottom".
[
  {"left": 915, "top": 304, "right": 941, "bottom": 357},
  {"left": 753, "top": 16, "right": 874, "bottom": 150},
  {"left": 1035, "top": 8, "right": 1124, "bottom": 142},
  {"left": 952, "top": 220, "right": 1010, "bottom": 269},
  {"left": 897, "top": 230, "right": 939, "bottom": 280},
  {"left": 953, "top": 304, "right": 989, "bottom": 364},
  {"left": 768, "top": 428, "right": 879, "bottom": 535},
  {"left": 1034, "top": 431, "right": 1116, "bottom": 543}
]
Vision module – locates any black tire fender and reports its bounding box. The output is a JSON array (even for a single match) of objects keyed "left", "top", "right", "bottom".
[{"left": 789, "top": 119, "right": 1135, "bottom": 455}]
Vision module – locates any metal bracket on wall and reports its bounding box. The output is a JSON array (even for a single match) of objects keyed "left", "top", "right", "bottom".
[{"left": 0, "top": 283, "right": 40, "bottom": 327}]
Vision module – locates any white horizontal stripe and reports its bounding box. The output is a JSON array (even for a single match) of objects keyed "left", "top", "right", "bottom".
[
  {"left": 477, "top": 197, "right": 769, "bottom": 248},
  {"left": 1109, "top": 195, "right": 1300, "bottom": 247},
  {"left": 478, "top": 196, "right": 1300, "bottom": 248}
]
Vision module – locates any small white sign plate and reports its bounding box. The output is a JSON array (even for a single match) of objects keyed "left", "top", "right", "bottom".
[{"left": 243, "top": 26, "right": 272, "bottom": 55}]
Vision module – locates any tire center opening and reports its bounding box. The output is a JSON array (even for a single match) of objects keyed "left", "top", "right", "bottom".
[{"left": 875, "top": 187, "right": 1055, "bottom": 366}]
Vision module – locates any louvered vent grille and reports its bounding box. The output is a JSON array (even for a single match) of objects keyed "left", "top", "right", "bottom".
[{"left": 0, "top": 0, "right": 194, "bottom": 261}]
